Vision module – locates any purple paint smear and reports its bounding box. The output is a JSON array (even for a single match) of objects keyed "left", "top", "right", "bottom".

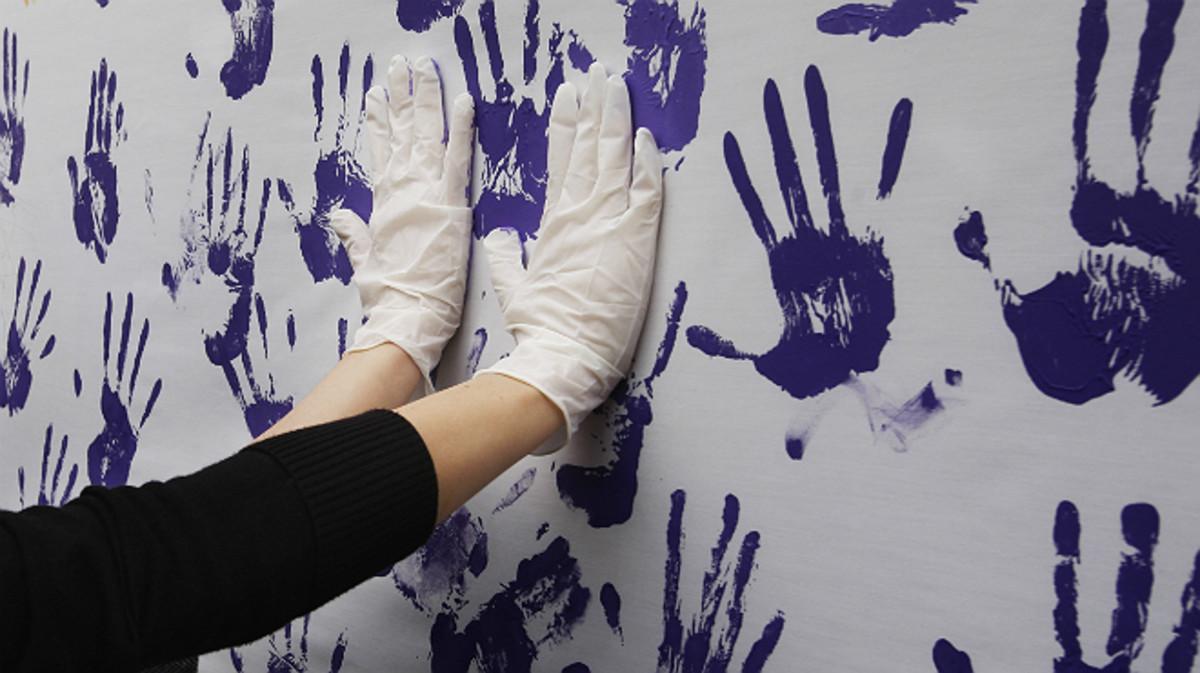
[
  {"left": 0, "top": 28, "right": 28, "bottom": 206},
  {"left": 958, "top": 0, "right": 1200, "bottom": 406},
  {"left": 220, "top": 0, "right": 274, "bottom": 100},
  {"left": 87, "top": 292, "right": 163, "bottom": 488},
  {"left": 17, "top": 425, "right": 78, "bottom": 509},
  {"left": 391, "top": 507, "right": 489, "bottom": 614},
  {"left": 954, "top": 210, "right": 989, "bottom": 270},
  {"left": 277, "top": 44, "right": 372, "bottom": 285},
  {"left": 618, "top": 0, "right": 708, "bottom": 153},
  {"left": 231, "top": 614, "right": 347, "bottom": 673},
  {"left": 1, "top": 258, "right": 55, "bottom": 416},
  {"left": 397, "top": 0, "right": 465, "bottom": 32},
  {"left": 430, "top": 536, "right": 591, "bottom": 673},
  {"left": 68, "top": 58, "right": 124, "bottom": 263},
  {"left": 687, "top": 70, "right": 912, "bottom": 452},
  {"left": 557, "top": 281, "right": 687, "bottom": 528},
  {"left": 466, "top": 327, "right": 489, "bottom": 377},
  {"left": 493, "top": 467, "right": 537, "bottom": 514},
  {"left": 600, "top": 582, "right": 622, "bottom": 640},
  {"left": 220, "top": 293, "right": 295, "bottom": 438},
  {"left": 659, "top": 491, "right": 786, "bottom": 673},
  {"left": 843, "top": 372, "right": 962, "bottom": 454},
  {"left": 185, "top": 53, "right": 199, "bottom": 79},
  {"left": 936, "top": 499, "right": 1200, "bottom": 672},
  {"left": 818, "top": 0, "right": 977, "bottom": 41}
]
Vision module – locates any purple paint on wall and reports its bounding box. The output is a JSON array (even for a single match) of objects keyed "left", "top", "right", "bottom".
[
  {"left": 557, "top": 281, "right": 687, "bottom": 527},
  {"left": 430, "top": 536, "right": 591, "bottom": 673},
  {"left": 1, "top": 258, "right": 55, "bottom": 416},
  {"left": 493, "top": 467, "right": 537, "bottom": 514},
  {"left": 957, "top": 0, "right": 1200, "bottom": 406},
  {"left": 600, "top": 582, "right": 622, "bottom": 639},
  {"left": 0, "top": 28, "right": 28, "bottom": 206},
  {"left": 220, "top": 0, "right": 275, "bottom": 100},
  {"left": 220, "top": 293, "right": 294, "bottom": 438},
  {"left": 931, "top": 639, "right": 974, "bottom": 673},
  {"left": 954, "top": 210, "right": 989, "bottom": 270},
  {"left": 466, "top": 327, "right": 489, "bottom": 377},
  {"left": 844, "top": 373, "right": 962, "bottom": 454},
  {"left": 397, "top": 0, "right": 465, "bottom": 32},
  {"left": 87, "top": 292, "right": 163, "bottom": 488},
  {"left": 618, "top": 0, "right": 708, "bottom": 153},
  {"left": 659, "top": 490, "right": 786, "bottom": 673},
  {"left": 818, "top": 0, "right": 977, "bottom": 41},
  {"left": 185, "top": 53, "right": 199, "bottom": 78},
  {"left": 68, "top": 58, "right": 124, "bottom": 263},
  {"left": 231, "top": 614, "right": 348, "bottom": 673},
  {"left": 17, "top": 425, "right": 78, "bottom": 509},
  {"left": 391, "top": 507, "right": 489, "bottom": 613}
]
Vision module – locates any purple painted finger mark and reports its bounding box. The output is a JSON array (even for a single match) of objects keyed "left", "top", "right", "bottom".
[
  {"left": 220, "top": 0, "right": 274, "bottom": 100},
  {"left": 557, "top": 281, "right": 687, "bottom": 527},
  {"left": 219, "top": 292, "right": 294, "bottom": 438},
  {"left": 618, "top": 0, "right": 708, "bottom": 153},
  {"left": 429, "top": 536, "right": 591, "bottom": 673},
  {"left": 953, "top": 210, "right": 989, "bottom": 270},
  {"left": 1, "top": 257, "right": 55, "bottom": 416},
  {"left": 392, "top": 507, "right": 489, "bottom": 613},
  {"left": 562, "top": 665, "right": 590, "bottom": 673},
  {"left": 600, "top": 582, "right": 622, "bottom": 640},
  {"left": 817, "top": 0, "right": 977, "bottom": 41},
  {"left": 536, "top": 522, "right": 550, "bottom": 539},
  {"left": 1161, "top": 550, "right": 1200, "bottom": 673},
  {"left": 0, "top": 27, "right": 29, "bottom": 206},
  {"left": 397, "top": 0, "right": 465, "bottom": 32},
  {"left": 878, "top": 98, "right": 912, "bottom": 198},
  {"left": 466, "top": 327, "right": 488, "bottom": 377},
  {"left": 932, "top": 639, "right": 975, "bottom": 673},
  {"left": 87, "top": 292, "right": 163, "bottom": 488},
  {"left": 493, "top": 466, "right": 536, "bottom": 514},
  {"left": 68, "top": 58, "right": 124, "bottom": 263},
  {"left": 336, "top": 317, "right": 348, "bottom": 358},
  {"left": 17, "top": 425, "right": 78, "bottom": 509}
]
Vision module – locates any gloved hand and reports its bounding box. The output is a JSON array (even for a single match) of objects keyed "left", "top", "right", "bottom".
[
  {"left": 480, "top": 63, "right": 664, "bottom": 454},
  {"left": 330, "top": 55, "right": 475, "bottom": 393}
]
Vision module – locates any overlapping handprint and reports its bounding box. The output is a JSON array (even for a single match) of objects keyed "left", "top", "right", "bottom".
[
  {"left": 230, "top": 614, "right": 348, "bottom": 673},
  {"left": 68, "top": 58, "right": 125, "bottom": 263},
  {"left": 1, "top": 257, "right": 55, "bottom": 416}
]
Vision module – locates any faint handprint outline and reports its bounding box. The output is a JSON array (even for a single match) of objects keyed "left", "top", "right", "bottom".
[
  {"left": 17, "top": 424, "right": 78, "bottom": 508},
  {"left": 1, "top": 27, "right": 29, "bottom": 206},
  {"left": 1, "top": 257, "right": 55, "bottom": 416},
  {"left": 230, "top": 613, "right": 348, "bottom": 673},
  {"left": 67, "top": 58, "right": 125, "bottom": 263}
]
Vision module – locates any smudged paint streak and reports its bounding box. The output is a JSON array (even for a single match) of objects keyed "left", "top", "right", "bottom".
[
  {"left": 87, "top": 292, "right": 163, "bottom": 488},
  {"left": 17, "top": 425, "right": 78, "bottom": 509},
  {"left": 466, "top": 327, "right": 489, "bottom": 377},
  {"left": 430, "top": 536, "right": 590, "bottom": 673},
  {"left": 397, "top": 0, "right": 465, "bottom": 32},
  {"left": 493, "top": 467, "right": 537, "bottom": 514},
  {"left": 557, "top": 281, "right": 687, "bottom": 528},
  {"left": 1, "top": 258, "right": 55, "bottom": 416},
  {"left": 817, "top": 0, "right": 977, "bottom": 41},
  {"left": 687, "top": 70, "right": 912, "bottom": 452},
  {"left": 0, "top": 28, "right": 29, "bottom": 206},
  {"left": 659, "top": 490, "right": 786, "bottom": 673},
  {"left": 220, "top": 0, "right": 275, "bottom": 100},
  {"left": 844, "top": 371, "right": 962, "bottom": 454},
  {"left": 954, "top": 210, "right": 989, "bottom": 270},
  {"left": 67, "top": 58, "right": 124, "bottom": 263},
  {"left": 600, "top": 582, "right": 622, "bottom": 640},
  {"left": 618, "top": 0, "right": 708, "bottom": 153},
  {"left": 392, "top": 507, "right": 489, "bottom": 613},
  {"left": 185, "top": 53, "right": 199, "bottom": 78},
  {"left": 959, "top": 0, "right": 1200, "bottom": 406},
  {"left": 931, "top": 639, "right": 974, "bottom": 673}
]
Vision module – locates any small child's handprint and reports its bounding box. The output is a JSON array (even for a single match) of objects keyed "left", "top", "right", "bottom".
[
  {"left": 1, "top": 27, "right": 29, "bottom": 206},
  {"left": 557, "top": 281, "right": 687, "bottom": 528},
  {"left": 618, "top": 0, "right": 707, "bottom": 154},
  {"left": 67, "top": 58, "right": 124, "bottom": 263},
  {"left": 1, "top": 257, "right": 56, "bottom": 416},
  {"left": 17, "top": 425, "right": 78, "bottom": 508},
  {"left": 87, "top": 291, "right": 164, "bottom": 488},
  {"left": 218, "top": 292, "right": 294, "bottom": 438},
  {"left": 817, "top": 0, "right": 977, "bottom": 41},
  {"left": 396, "top": 0, "right": 465, "bottom": 32},
  {"left": 277, "top": 43, "right": 373, "bottom": 285},
  {"left": 658, "top": 490, "right": 786, "bottom": 673},
  {"left": 220, "top": 0, "right": 275, "bottom": 100},
  {"left": 956, "top": 0, "right": 1200, "bottom": 406},
  {"left": 230, "top": 614, "right": 348, "bottom": 673},
  {"left": 686, "top": 69, "right": 913, "bottom": 447}
]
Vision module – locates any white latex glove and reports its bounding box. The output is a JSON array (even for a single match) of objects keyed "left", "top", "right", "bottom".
[
  {"left": 330, "top": 56, "right": 474, "bottom": 393},
  {"left": 479, "top": 63, "right": 664, "bottom": 454}
]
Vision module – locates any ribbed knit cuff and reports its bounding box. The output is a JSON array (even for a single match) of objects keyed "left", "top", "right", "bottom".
[{"left": 246, "top": 410, "right": 438, "bottom": 604}]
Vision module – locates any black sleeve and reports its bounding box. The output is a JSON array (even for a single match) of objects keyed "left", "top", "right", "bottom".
[{"left": 0, "top": 409, "right": 438, "bottom": 672}]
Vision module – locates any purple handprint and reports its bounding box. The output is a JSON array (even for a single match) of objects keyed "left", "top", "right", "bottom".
[
  {"left": 956, "top": 0, "right": 1200, "bottom": 406},
  {"left": 429, "top": 536, "right": 591, "bottom": 673},
  {"left": 391, "top": 507, "right": 490, "bottom": 613},
  {"left": 67, "top": 58, "right": 124, "bottom": 263},
  {"left": 934, "top": 500, "right": 1200, "bottom": 673},
  {"left": 1, "top": 257, "right": 55, "bottom": 416},
  {"left": 277, "top": 43, "right": 373, "bottom": 285},
  {"left": 557, "top": 280, "right": 687, "bottom": 528},
  {"left": 218, "top": 292, "right": 295, "bottom": 438},
  {"left": 1, "top": 27, "right": 28, "bottom": 206},
  {"left": 686, "top": 69, "right": 913, "bottom": 450},
  {"left": 618, "top": 0, "right": 707, "bottom": 154},
  {"left": 87, "top": 292, "right": 164, "bottom": 488},
  {"left": 659, "top": 490, "right": 786, "bottom": 673},
  {"left": 818, "top": 0, "right": 977, "bottom": 40},
  {"left": 17, "top": 425, "right": 78, "bottom": 509},
  {"left": 230, "top": 614, "right": 348, "bottom": 673},
  {"left": 397, "top": 0, "right": 465, "bottom": 32},
  {"left": 220, "top": 0, "right": 275, "bottom": 100}
]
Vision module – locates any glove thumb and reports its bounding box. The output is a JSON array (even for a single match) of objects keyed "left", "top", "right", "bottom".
[
  {"left": 329, "top": 209, "right": 373, "bottom": 271},
  {"left": 482, "top": 228, "right": 526, "bottom": 313}
]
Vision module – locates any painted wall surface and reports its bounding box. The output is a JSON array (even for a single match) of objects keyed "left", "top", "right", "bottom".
[{"left": 2, "top": 1, "right": 1200, "bottom": 671}]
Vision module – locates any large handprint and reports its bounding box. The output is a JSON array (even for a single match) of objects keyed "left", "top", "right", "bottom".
[
  {"left": 933, "top": 500, "right": 1200, "bottom": 673},
  {"left": 557, "top": 281, "right": 688, "bottom": 528},
  {"left": 87, "top": 292, "right": 163, "bottom": 488},
  {"left": 218, "top": 292, "right": 294, "bottom": 438},
  {"left": 658, "top": 490, "right": 786, "bottom": 673},
  {"left": 454, "top": 0, "right": 573, "bottom": 241},
  {"left": 220, "top": 0, "right": 275, "bottom": 100},
  {"left": 958, "top": 0, "right": 1200, "bottom": 405},
  {"left": 277, "top": 43, "right": 373, "bottom": 285},
  {"left": 67, "top": 58, "right": 124, "bottom": 263},
  {"left": 17, "top": 425, "right": 78, "bottom": 509},
  {"left": 686, "top": 70, "right": 912, "bottom": 409},
  {"left": 817, "top": 0, "right": 976, "bottom": 40},
  {"left": 1, "top": 27, "right": 28, "bottom": 206},
  {"left": 1, "top": 257, "right": 55, "bottom": 416}
]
